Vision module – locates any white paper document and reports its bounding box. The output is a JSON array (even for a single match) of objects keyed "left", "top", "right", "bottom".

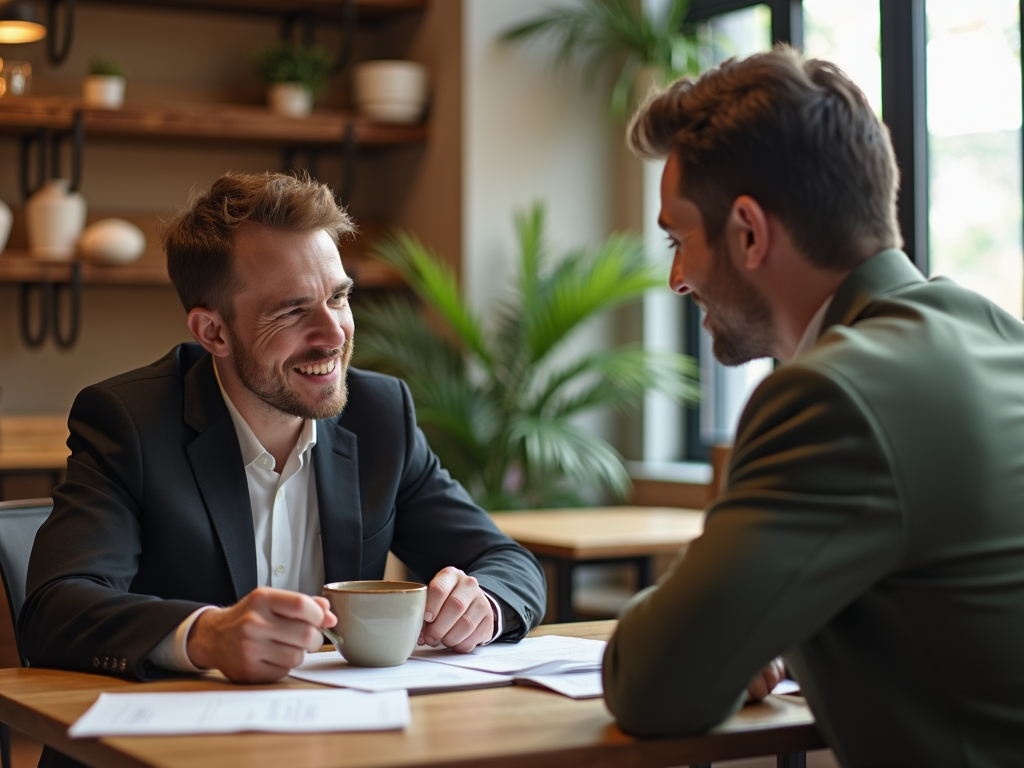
[
  {"left": 515, "top": 671, "right": 604, "bottom": 699},
  {"left": 68, "top": 688, "right": 410, "bottom": 738},
  {"left": 413, "top": 635, "right": 606, "bottom": 675},
  {"left": 290, "top": 652, "right": 513, "bottom": 694}
]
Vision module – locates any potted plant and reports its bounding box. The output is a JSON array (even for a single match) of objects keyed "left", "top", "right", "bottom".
[
  {"left": 353, "top": 203, "right": 699, "bottom": 510},
  {"left": 252, "top": 43, "right": 333, "bottom": 119},
  {"left": 501, "top": 0, "right": 700, "bottom": 118},
  {"left": 83, "top": 56, "right": 126, "bottom": 109}
]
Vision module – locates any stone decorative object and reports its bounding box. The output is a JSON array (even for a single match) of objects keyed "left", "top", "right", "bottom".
[
  {"left": 0, "top": 198, "right": 11, "bottom": 254},
  {"left": 25, "top": 179, "right": 87, "bottom": 260},
  {"left": 79, "top": 218, "right": 146, "bottom": 265},
  {"left": 267, "top": 82, "right": 312, "bottom": 118},
  {"left": 354, "top": 60, "right": 428, "bottom": 124}
]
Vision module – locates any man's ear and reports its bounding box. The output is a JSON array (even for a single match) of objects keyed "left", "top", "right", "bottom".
[
  {"left": 187, "top": 307, "right": 231, "bottom": 358},
  {"left": 729, "top": 195, "right": 770, "bottom": 271}
]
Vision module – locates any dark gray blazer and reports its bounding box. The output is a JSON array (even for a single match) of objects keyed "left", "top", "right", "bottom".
[
  {"left": 21, "top": 343, "right": 546, "bottom": 680},
  {"left": 604, "top": 251, "right": 1024, "bottom": 767}
]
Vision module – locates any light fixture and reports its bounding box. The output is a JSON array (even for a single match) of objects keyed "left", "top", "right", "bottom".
[{"left": 0, "top": 1, "right": 46, "bottom": 44}]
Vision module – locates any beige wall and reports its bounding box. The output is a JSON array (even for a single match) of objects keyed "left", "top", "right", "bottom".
[{"left": 0, "top": 2, "right": 461, "bottom": 415}]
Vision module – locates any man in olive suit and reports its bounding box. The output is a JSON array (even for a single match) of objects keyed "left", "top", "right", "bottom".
[{"left": 603, "top": 47, "right": 1024, "bottom": 767}]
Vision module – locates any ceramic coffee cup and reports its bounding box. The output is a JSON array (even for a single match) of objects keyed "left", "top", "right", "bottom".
[{"left": 321, "top": 580, "right": 427, "bottom": 667}]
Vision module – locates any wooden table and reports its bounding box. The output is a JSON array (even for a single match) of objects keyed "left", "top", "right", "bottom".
[
  {"left": 0, "top": 416, "right": 69, "bottom": 499},
  {"left": 491, "top": 507, "right": 705, "bottom": 622},
  {"left": 0, "top": 621, "right": 823, "bottom": 768}
]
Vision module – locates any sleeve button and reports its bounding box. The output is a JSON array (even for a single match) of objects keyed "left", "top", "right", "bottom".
[{"left": 93, "top": 657, "right": 100, "bottom": 668}]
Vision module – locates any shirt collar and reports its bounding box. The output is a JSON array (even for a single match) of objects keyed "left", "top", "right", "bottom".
[
  {"left": 790, "top": 293, "right": 835, "bottom": 362},
  {"left": 212, "top": 358, "right": 317, "bottom": 470}
]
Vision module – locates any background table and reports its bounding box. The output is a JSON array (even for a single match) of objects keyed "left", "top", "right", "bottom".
[
  {"left": 491, "top": 507, "right": 705, "bottom": 622},
  {"left": 0, "top": 415, "right": 69, "bottom": 501},
  {"left": 0, "top": 621, "right": 823, "bottom": 768}
]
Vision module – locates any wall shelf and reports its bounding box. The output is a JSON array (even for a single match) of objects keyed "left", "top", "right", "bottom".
[
  {"left": 0, "top": 217, "right": 403, "bottom": 289},
  {"left": 0, "top": 98, "right": 428, "bottom": 148},
  {"left": 80, "top": 0, "right": 426, "bottom": 22}
]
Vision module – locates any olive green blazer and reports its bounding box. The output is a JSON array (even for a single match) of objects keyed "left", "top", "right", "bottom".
[{"left": 603, "top": 250, "right": 1024, "bottom": 767}]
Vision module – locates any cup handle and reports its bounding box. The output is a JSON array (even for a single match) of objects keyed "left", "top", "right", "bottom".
[{"left": 321, "top": 627, "right": 344, "bottom": 647}]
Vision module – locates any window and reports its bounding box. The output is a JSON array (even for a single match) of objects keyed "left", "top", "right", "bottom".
[{"left": 644, "top": 0, "right": 1024, "bottom": 465}]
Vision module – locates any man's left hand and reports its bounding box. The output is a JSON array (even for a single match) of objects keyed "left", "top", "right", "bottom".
[
  {"left": 746, "top": 656, "right": 786, "bottom": 703},
  {"left": 420, "top": 566, "right": 494, "bottom": 652}
]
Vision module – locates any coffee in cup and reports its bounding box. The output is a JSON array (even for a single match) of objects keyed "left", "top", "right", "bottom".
[{"left": 321, "top": 580, "right": 427, "bottom": 667}]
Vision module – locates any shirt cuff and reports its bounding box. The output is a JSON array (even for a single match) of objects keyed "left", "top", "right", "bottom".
[
  {"left": 148, "top": 605, "right": 216, "bottom": 673},
  {"left": 480, "top": 589, "right": 504, "bottom": 646}
]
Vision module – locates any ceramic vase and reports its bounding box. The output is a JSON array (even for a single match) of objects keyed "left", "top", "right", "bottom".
[
  {"left": 25, "top": 179, "right": 87, "bottom": 260},
  {"left": 354, "top": 60, "right": 428, "bottom": 124},
  {"left": 83, "top": 75, "right": 126, "bottom": 109},
  {"left": 0, "top": 199, "right": 11, "bottom": 254},
  {"left": 267, "top": 83, "right": 313, "bottom": 118}
]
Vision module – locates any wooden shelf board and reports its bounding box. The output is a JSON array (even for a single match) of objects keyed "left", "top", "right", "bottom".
[
  {"left": 80, "top": 0, "right": 425, "bottom": 21},
  {"left": 0, "top": 98, "right": 428, "bottom": 147}
]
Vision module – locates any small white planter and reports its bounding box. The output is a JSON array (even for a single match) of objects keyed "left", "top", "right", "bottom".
[
  {"left": 354, "top": 60, "right": 428, "bottom": 124},
  {"left": 83, "top": 75, "right": 126, "bottom": 109},
  {"left": 25, "top": 179, "right": 88, "bottom": 261},
  {"left": 268, "top": 82, "right": 313, "bottom": 118}
]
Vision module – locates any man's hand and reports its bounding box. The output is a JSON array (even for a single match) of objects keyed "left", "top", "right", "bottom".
[
  {"left": 419, "top": 566, "right": 494, "bottom": 653},
  {"left": 746, "top": 656, "right": 786, "bottom": 703},
  {"left": 187, "top": 587, "right": 337, "bottom": 683}
]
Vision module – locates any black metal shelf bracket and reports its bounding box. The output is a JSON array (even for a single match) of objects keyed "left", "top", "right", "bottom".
[
  {"left": 16, "top": 110, "right": 86, "bottom": 349},
  {"left": 19, "top": 280, "right": 51, "bottom": 349},
  {"left": 47, "top": 0, "right": 76, "bottom": 66},
  {"left": 341, "top": 121, "right": 356, "bottom": 205}
]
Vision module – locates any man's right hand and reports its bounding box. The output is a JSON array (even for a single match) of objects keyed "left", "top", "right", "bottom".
[{"left": 186, "top": 587, "right": 337, "bottom": 683}]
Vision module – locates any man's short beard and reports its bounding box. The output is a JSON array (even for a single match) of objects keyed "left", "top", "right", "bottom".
[
  {"left": 233, "top": 334, "right": 353, "bottom": 420},
  {"left": 705, "top": 240, "right": 776, "bottom": 367}
]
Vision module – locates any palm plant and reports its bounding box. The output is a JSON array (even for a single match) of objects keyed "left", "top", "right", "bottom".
[
  {"left": 501, "top": 0, "right": 701, "bottom": 118},
  {"left": 353, "top": 203, "right": 699, "bottom": 510}
]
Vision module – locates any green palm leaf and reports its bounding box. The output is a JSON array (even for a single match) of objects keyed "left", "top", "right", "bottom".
[
  {"left": 357, "top": 202, "right": 698, "bottom": 509},
  {"left": 508, "top": 414, "right": 632, "bottom": 499},
  {"left": 372, "top": 233, "right": 495, "bottom": 371}
]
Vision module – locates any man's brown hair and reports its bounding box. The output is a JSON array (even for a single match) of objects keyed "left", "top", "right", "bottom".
[
  {"left": 629, "top": 45, "right": 900, "bottom": 270},
  {"left": 164, "top": 172, "right": 355, "bottom": 318}
]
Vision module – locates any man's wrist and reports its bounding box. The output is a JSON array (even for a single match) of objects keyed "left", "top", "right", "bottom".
[
  {"left": 480, "top": 589, "right": 504, "bottom": 645},
  {"left": 148, "top": 605, "right": 216, "bottom": 673}
]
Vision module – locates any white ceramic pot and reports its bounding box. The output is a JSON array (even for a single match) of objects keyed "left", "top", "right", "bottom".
[
  {"left": 83, "top": 75, "right": 126, "bottom": 109},
  {"left": 268, "top": 82, "right": 313, "bottom": 118},
  {"left": 0, "top": 199, "right": 11, "bottom": 255},
  {"left": 354, "top": 60, "right": 428, "bottom": 124},
  {"left": 25, "top": 179, "right": 88, "bottom": 260},
  {"left": 79, "top": 218, "right": 146, "bottom": 265}
]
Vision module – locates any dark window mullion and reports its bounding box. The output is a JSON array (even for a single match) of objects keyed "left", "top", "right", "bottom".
[{"left": 879, "top": 0, "right": 929, "bottom": 274}]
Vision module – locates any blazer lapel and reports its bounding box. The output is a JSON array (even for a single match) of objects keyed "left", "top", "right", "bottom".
[
  {"left": 183, "top": 355, "right": 257, "bottom": 601},
  {"left": 313, "top": 419, "right": 363, "bottom": 583},
  {"left": 821, "top": 249, "right": 927, "bottom": 337}
]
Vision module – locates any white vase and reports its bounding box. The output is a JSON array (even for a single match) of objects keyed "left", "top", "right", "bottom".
[
  {"left": 267, "top": 83, "right": 313, "bottom": 118},
  {"left": 0, "top": 199, "right": 11, "bottom": 254},
  {"left": 25, "top": 179, "right": 88, "bottom": 261},
  {"left": 354, "top": 60, "right": 428, "bottom": 124},
  {"left": 83, "top": 75, "right": 126, "bottom": 109}
]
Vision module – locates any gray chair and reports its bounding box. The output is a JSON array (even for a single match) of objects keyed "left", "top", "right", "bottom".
[{"left": 0, "top": 498, "right": 53, "bottom": 768}]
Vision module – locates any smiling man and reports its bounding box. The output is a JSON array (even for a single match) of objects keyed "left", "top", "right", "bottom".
[
  {"left": 602, "top": 48, "right": 1024, "bottom": 766},
  {"left": 22, "top": 173, "right": 546, "bottom": 696}
]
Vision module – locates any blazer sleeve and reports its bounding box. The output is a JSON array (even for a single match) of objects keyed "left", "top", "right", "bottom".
[
  {"left": 386, "top": 379, "right": 547, "bottom": 640},
  {"left": 602, "top": 364, "right": 905, "bottom": 735},
  {"left": 19, "top": 385, "right": 206, "bottom": 680}
]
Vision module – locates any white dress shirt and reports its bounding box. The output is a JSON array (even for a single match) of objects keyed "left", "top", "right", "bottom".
[
  {"left": 789, "top": 293, "right": 836, "bottom": 362},
  {"left": 150, "top": 361, "right": 502, "bottom": 672}
]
